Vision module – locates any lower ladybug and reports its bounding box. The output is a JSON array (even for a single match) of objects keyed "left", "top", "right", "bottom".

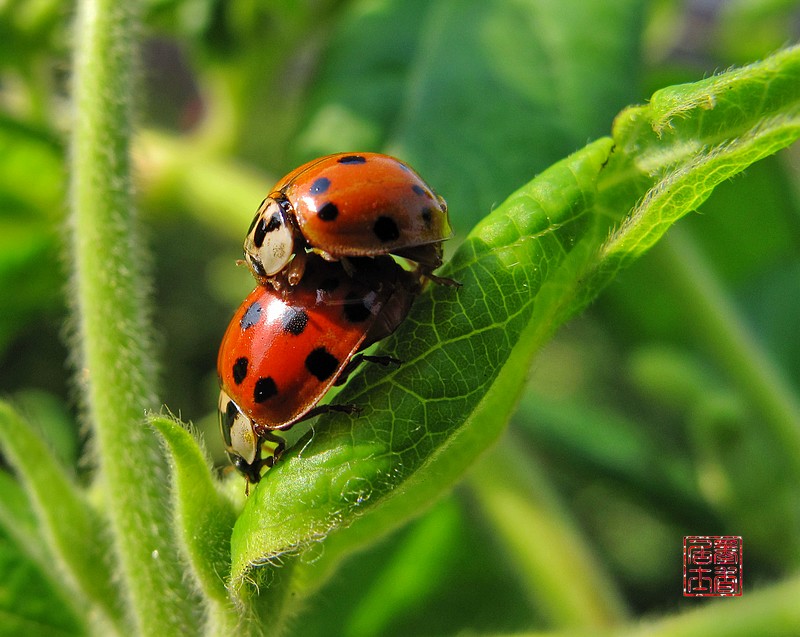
[
  {"left": 242, "top": 152, "right": 457, "bottom": 290},
  {"left": 218, "top": 254, "right": 420, "bottom": 484}
]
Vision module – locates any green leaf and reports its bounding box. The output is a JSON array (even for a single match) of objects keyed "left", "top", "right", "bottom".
[
  {"left": 0, "top": 401, "right": 124, "bottom": 634},
  {"left": 594, "top": 44, "right": 800, "bottom": 274},
  {"left": 151, "top": 417, "right": 236, "bottom": 600},
  {"left": 151, "top": 416, "right": 244, "bottom": 634}
]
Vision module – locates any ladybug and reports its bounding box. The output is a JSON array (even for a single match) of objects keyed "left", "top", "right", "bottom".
[
  {"left": 242, "top": 152, "right": 456, "bottom": 290},
  {"left": 218, "top": 254, "right": 419, "bottom": 484}
]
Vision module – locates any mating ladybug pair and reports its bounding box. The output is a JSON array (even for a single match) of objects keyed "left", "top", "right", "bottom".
[{"left": 217, "top": 153, "right": 456, "bottom": 485}]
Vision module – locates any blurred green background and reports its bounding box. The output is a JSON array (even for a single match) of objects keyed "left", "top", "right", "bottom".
[{"left": 1, "top": 0, "right": 799, "bottom": 635}]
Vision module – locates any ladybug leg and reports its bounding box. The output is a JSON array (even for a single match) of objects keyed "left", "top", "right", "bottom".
[
  {"left": 257, "top": 430, "right": 286, "bottom": 469},
  {"left": 424, "top": 271, "right": 462, "bottom": 288},
  {"left": 333, "top": 353, "right": 402, "bottom": 386},
  {"left": 237, "top": 431, "right": 287, "bottom": 493},
  {"left": 360, "top": 353, "right": 402, "bottom": 366},
  {"left": 286, "top": 251, "right": 307, "bottom": 287},
  {"left": 394, "top": 244, "right": 461, "bottom": 288}
]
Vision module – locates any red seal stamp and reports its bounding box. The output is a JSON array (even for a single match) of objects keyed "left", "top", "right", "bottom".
[{"left": 683, "top": 536, "right": 743, "bottom": 597}]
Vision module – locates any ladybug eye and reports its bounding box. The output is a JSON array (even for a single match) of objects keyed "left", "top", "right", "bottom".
[{"left": 243, "top": 199, "right": 295, "bottom": 279}]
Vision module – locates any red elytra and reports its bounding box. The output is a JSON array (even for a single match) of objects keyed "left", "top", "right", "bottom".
[
  {"left": 217, "top": 254, "right": 419, "bottom": 483},
  {"left": 242, "top": 152, "right": 455, "bottom": 289}
]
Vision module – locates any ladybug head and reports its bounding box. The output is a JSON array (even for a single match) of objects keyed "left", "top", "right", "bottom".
[
  {"left": 230, "top": 453, "right": 263, "bottom": 485},
  {"left": 218, "top": 390, "right": 261, "bottom": 482},
  {"left": 243, "top": 196, "right": 296, "bottom": 283}
]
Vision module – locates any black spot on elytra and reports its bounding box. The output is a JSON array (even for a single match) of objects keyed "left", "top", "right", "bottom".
[
  {"left": 232, "top": 357, "right": 249, "bottom": 384},
  {"left": 240, "top": 301, "right": 263, "bottom": 330},
  {"left": 305, "top": 347, "right": 339, "bottom": 381},
  {"left": 343, "top": 292, "right": 373, "bottom": 323},
  {"left": 310, "top": 177, "right": 331, "bottom": 195},
  {"left": 373, "top": 216, "right": 400, "bottom": 242},
  {"left": 421, "top": 207, "right": 433, "bottom": 227},
  {"left": 337, "top": 155, "right": 366, "bottom": 165},
  {"left": 318, "top": 202, "right": 339, "bottom": 221},
  {"left": 254, "top": 377, "right": 278, "bottom": 403},
  {"left": 281, "top": 307, "right": 308, "bottom": 335}
]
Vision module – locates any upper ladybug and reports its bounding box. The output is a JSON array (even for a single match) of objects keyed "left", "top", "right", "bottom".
[{"left": 243, "top": 152, "right": 455, "bottom": 290}]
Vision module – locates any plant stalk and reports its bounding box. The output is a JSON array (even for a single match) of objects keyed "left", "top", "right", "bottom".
[{"left": 69, "top": 0, "right": 198, "bottom": 633}]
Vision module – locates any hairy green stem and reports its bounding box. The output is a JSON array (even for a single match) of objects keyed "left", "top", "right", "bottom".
[{"left": 69, "top": 0, "right": 198, "bottom": 633}]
